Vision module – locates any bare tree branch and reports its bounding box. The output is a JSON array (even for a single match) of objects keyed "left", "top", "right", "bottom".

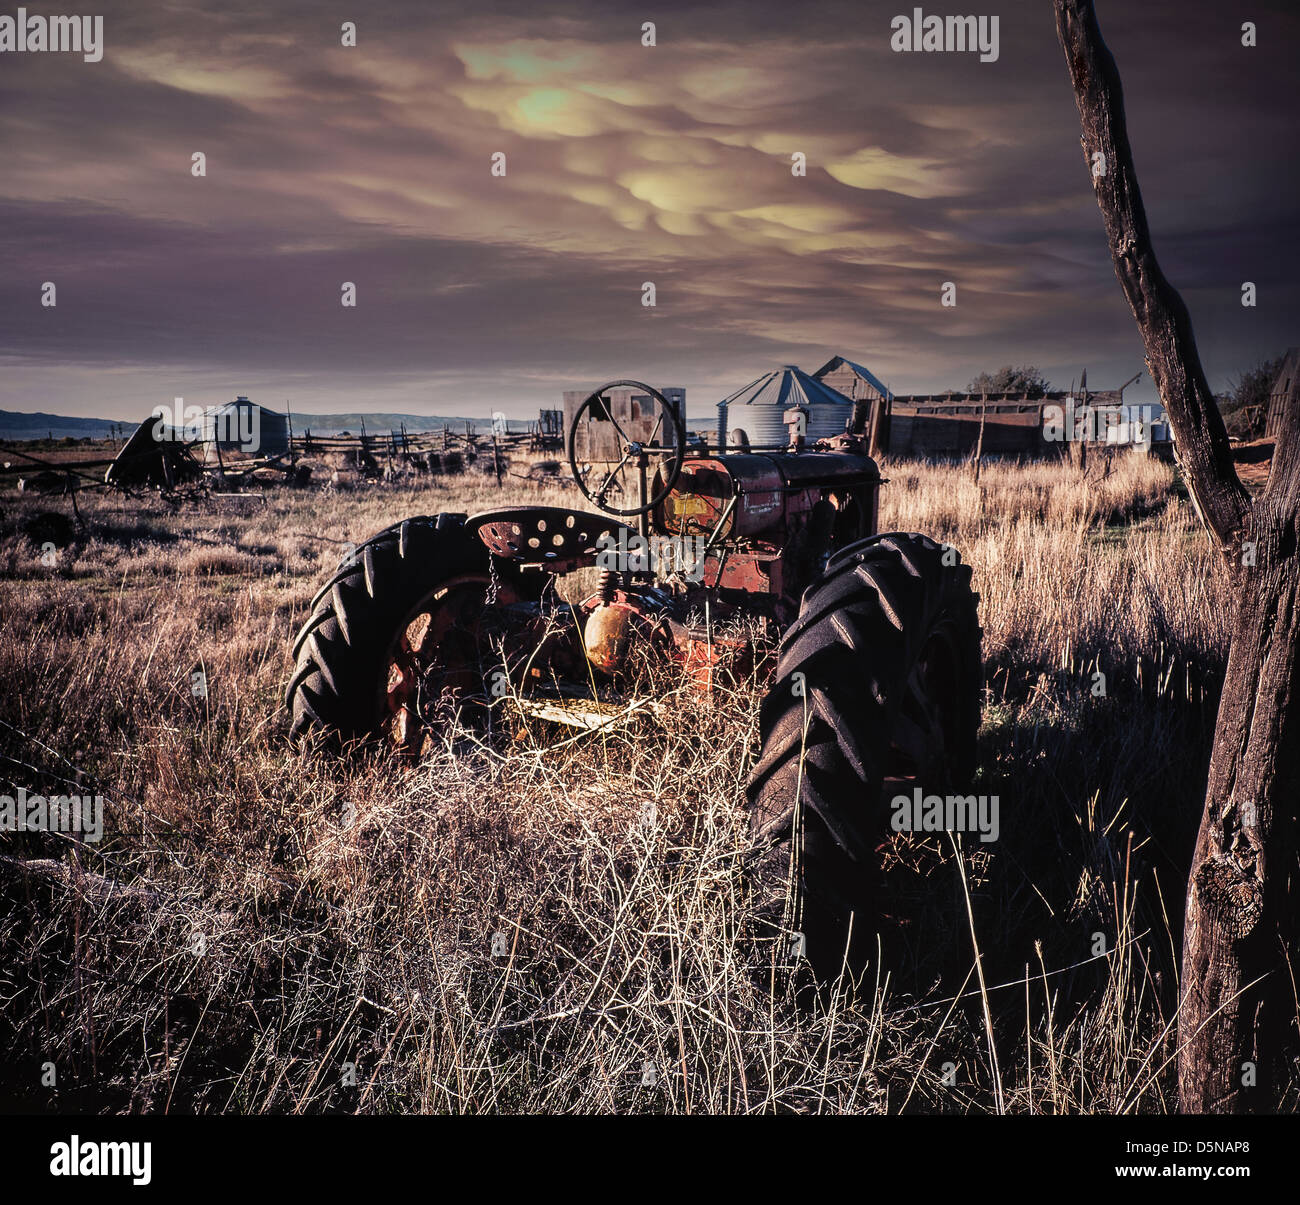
[{"left": 1053, "top": 0, "right": 1251, "bottom": 557}]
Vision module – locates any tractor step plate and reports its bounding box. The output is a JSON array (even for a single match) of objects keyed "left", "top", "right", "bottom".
[{"left": 507, "top": 694, "right": 660, "bottom": 732}]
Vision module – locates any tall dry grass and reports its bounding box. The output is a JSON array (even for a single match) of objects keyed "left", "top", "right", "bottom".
[{"left": 0, "top": 449, "right": 1285, "bottom": 1113}]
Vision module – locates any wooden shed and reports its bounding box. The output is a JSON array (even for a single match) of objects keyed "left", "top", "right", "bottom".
[
  {"left": 1264, "top": 348, "right": 1300, "bottom": 441},
  {"left": 563, "top": 384, "right": 686, "bottom": 461},
  {"left": 886, "top": 391, "right": 1062, "bottom": 458},
  {"left": 883, "top": 381, "right": 1155, "bottom": 460},
  {"left": 811, "top": 356, "right": 893, "bottom": 455}
]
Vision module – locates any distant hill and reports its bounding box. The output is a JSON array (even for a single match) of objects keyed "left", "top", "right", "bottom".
[
  {"left": 0, "top": 408, "right": 507, "bottom": 442},
  {"left": 0, "top": 410, "right": 127, "bottom": 441},
  {"left": 2, "top": 406, "right": 714, "bottom": 443}
]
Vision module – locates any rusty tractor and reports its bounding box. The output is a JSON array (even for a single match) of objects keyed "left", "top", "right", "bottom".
[{"left": 286, "top": 380, "right": 982, "bottom": 971}]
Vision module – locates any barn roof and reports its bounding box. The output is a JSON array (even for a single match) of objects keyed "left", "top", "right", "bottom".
[
  {"left": 722, "top": 364, "right": 853, "bottom": 410},
  {"left": 203, "top": 397, "right": 284, "bottom": 419},
  {"left": 812, "top": 355, "right": 893, "bottom": 400}
]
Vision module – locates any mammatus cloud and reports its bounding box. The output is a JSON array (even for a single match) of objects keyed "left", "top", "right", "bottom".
[{"left": 1, "top": 0, "right": 1296, "bottom": 420}]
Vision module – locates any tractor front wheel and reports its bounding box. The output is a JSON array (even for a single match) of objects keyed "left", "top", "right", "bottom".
[{"left": 286, "top": 513, "right": 526, "bottom": 751}]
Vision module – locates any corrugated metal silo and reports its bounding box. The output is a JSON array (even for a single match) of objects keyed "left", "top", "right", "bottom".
[
  {"left": 203, "top": 397, "right": 289, "bottom": 458},
  {"left": 717, "top": 366, "right": 854, "bottom": 451}
]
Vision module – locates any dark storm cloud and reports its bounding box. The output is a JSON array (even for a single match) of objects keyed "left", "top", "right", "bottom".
[{"left": 1, "top": 0, "right": 1296, "bottom": 419}]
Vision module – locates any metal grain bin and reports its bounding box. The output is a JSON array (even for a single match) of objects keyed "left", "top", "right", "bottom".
[
  {"left": 202, "top": 397, "right": 289, "bottom": 458},
  {"left": 717, "top": 366, "right": 854, "bottom": 452}
]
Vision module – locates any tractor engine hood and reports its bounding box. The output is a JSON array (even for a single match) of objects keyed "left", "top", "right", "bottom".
[{"left": 652, "top": 452, "right": 879, "bottom": 540}]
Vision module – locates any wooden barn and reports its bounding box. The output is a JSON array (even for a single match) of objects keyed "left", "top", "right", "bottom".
[
  {"left": 563, "top": 384, "right": 686, "bottom": 461},
  {"left": 811, "top": 356, "right": 893, "bottom": 455},
  {"left": 883, "top": 375, "right": 1156, "bottom": 460},
  {"left": 887, "top": 391, "right": 1065, "bottom": 458},
  {"left": 1264, "top": 348, "right": 1300, "bottom": 441}
]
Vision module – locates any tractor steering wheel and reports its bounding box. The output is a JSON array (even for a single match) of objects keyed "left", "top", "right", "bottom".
[{"left": 567, "top": 380, "right": 687, "bottom": 518}]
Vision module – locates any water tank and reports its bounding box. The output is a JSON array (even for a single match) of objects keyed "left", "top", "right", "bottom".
[
  {"left": 716, "top": 365, "right": 854, "bottom": 451},
  {"left": 203, "top": 398, "right": 289, "bottom": 458}
]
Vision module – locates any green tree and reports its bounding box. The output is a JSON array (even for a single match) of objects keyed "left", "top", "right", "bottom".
[{"left": 965, "top": 365, "right": 1052, "bottom": 397}]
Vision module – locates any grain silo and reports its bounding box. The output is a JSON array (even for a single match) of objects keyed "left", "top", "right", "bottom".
[
  {"left": 716, "top": 366, "right": 854, "bottom": 452},
  {"left": 202, "top": 397, "right": 289, "bottom": 459}
]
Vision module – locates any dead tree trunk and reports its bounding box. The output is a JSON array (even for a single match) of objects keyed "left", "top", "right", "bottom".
[{"left": 1054, "top": 0, "right": 1300, "bottom": 1112}]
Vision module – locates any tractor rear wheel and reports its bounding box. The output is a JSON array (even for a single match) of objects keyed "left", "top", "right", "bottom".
[
  {"left": 746, "top": 532, "right": 982, "bottom": 977},
  {"left": 286, "top": 513, "right": 528, "bottom": 750}
]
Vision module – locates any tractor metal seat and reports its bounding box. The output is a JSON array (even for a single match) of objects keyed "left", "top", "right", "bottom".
[{"left": 468, "top": 507, "right": 637, "bottom": 570}]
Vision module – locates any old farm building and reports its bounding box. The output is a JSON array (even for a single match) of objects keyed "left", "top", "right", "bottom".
[
  {"left": 557, "top": 359, "right": 1168, "bottom": 462},
  {"left": 1265, "top": 348, "right": 1299, "bottom": 440},
  {"left": 563, "top": 383, "right": 687, "bottom": 460},
  {"left": 811, "top": 356, "right": 893, "bottom": 454},
  {"left": 817, "top": 362, "right": 1166, "bottom": 459}
]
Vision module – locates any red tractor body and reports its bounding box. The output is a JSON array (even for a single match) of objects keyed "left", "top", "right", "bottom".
[
  {"left": 654, "top": 448, "right": 880, "bottom": 622},
  {"left": 287, "top": 377, "right": 981, "bottom": 973}
]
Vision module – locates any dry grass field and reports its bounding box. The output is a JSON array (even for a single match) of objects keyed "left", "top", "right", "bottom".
[{"left": 2, "top": 447, "right": 1286, "bottom": 1114}]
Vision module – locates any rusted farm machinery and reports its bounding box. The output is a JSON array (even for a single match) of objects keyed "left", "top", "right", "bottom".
[{"left": 286, "top": 380, "right": 982, "bottom": 970}]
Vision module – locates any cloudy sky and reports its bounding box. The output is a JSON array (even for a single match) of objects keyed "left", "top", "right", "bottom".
[{"left": 1, "top": 0, "right": 1296, "bottom": 422}]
